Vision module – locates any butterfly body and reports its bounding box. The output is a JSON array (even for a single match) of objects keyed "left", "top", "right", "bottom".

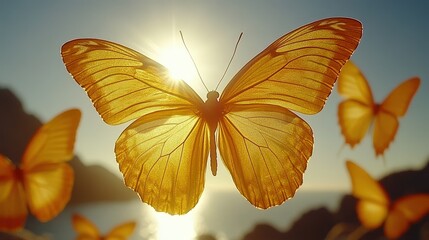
[
  {"left": 201, "top": 91, "right": 223, "bottom": 176},
  {"left": 62, "top": 18, "right": 362, "bottom": 214}
]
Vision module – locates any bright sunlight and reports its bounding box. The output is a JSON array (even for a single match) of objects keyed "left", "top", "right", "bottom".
[
  {"left": 157, "top": 44, "right": 197, "bottom": 85},
  {"left": 154, "top": 212, "right": 197, "bottom": 240}
]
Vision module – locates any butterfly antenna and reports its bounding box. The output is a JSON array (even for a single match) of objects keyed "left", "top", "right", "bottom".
[
  {"left": 180, "top": 31, "right": 209, "bottom": 92},
  {"left": 215, "top": 32, "right": 243, "bottom": 91}
]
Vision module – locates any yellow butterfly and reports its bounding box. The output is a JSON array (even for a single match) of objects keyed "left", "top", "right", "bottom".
[
  {"left": 61, "top": 18, "right": 362, "bottom": 214},
  {"left": 72, "top": 213, "right": 136, "bottom": 240},
  {"left": 338, "top": 60, "right": 420, "bottom": 157},
  {"left": 346, "top": 160, "right": 429, "bottom": 239},
  {"left": 0, "top": 109, "right": 81, "bottom": 231}
]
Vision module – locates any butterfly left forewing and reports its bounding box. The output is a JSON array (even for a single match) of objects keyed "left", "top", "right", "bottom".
[
  {"left": 104, "top": 221, "right": 136, "bottom": 240},
  {"left": 379, "top": 77, "right": 420, "bottom": 117},
  {"left": 0, "top": 155, "right": 27, "bottom": 231},
  {"left": 217, "top": 17, "right": 361, "bottom": 209},
  {"left": 384, "top": 194, "right": 429, "bottom": 239},
  {"left": 221, "top": 17, "right": 362, "bottom": 115},
  {"left": 22, "top": 109, "right": 80, "bottom": 222},
  {"left": 218, "top": 104, "right": 313, "bottom": 209},
  {"left": 115, "top": 108, "right": 210, "bottom": 215}
]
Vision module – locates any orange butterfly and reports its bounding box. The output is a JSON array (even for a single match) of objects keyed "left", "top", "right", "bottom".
[
  {"left": 72, "top": 213, "right": 136, "bottom": 240},
  {"left": 0, "top": 109, "right": 81, "bottom": 231},
  {"left": 337, "top": 61, "right": 420, "bottom": 157},
  {"left": 346, "top": 160, "right": 429, "bottom": 239},
  {"left": 61, "top": 18, "right": 362, "bottom": 214}
]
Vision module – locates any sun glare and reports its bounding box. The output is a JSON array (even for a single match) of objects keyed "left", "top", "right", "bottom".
[
  {"left": 158, "top": 45, "right": 197, "bottom": 85},
  {"left": 154, "top": 212, "right": 197, "bottom": 240}
]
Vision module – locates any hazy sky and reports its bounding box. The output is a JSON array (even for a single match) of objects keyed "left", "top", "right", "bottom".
[{"left": 1, "top": 1, "right": 428, "bottom": 194}]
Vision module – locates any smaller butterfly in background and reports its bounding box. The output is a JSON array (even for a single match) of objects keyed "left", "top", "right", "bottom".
[
  {"left": 337, "top": 60, "right": 420, "bottom": 157},
  {"left": 0, "top": 109, "right": 81, "bottom": 231},
  {"left": 346, "top": 160, "right": 429, "bottom": 239},
  {"left": 72, "top": 213, "right": 136, "bottom": 240}
]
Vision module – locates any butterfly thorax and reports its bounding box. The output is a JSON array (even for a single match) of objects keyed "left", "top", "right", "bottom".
[
  {"left": 202, "top": 91, "right": 223, "bottom": 128},
  {"left": 201, "top": 91, "right": 223, "bottom": 176},
  {"left": 13, "top": 167, "right": 24, "bottom": 182},
  {"left": 373, "top": 103, "right": 381, "bottom": 114}
]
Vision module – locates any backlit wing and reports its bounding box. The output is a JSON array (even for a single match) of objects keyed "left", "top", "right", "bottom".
[
  {"left": 0, "top": 155, "right": 27, "bottom": 231},
  {"left": 21, "top": 109, "right": 80, "bottom": 222},
  {"left": 218, "top": 104, "right": 313, "bottom": 209},
  {"left": 61, "top": 39, "right": 204, "bottom": 125},
  {"left": 337, "top": 60, "right": 375, "bottom": 147},
  {"left": 105, "top": 221, "right": 136, "bottom": 240},
  {"left": 115, "top": 108, "right": 210, "bottom": 215},
  {"left": 384, "top": 194, "right": 429, "bottom": 239},
  {"left": 72, "top": 214, "right": 100, "bottom": 240},
  {"left": 220, "top": 18, "right": 362, "bottom": 115},
  {"left": 346, "top": 160, "right": 389, "bottom": 229},
  {"left": 373, "top": 77, "right": 420, "bottom": 156}
]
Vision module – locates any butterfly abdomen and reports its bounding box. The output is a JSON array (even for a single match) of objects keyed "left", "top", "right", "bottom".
[{"left": 201, "top": 91, "right": 223, "bottom": 176}]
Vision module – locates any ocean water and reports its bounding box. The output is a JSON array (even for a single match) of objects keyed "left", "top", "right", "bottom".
[{"left": 24, "top": 189, "right": 344, "bottom": 240}]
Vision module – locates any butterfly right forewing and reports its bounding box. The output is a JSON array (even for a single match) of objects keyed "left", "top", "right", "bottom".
[
  {"left": 337, "top": 60, "right": 376, "bottom": 148},
  {"left": 61, "top": 39, "right": 204, "bottom": 125}
]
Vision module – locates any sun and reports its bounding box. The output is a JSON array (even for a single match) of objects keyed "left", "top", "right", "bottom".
[{"left": 157, "top": 44, "right": 197, "bottom": 85}]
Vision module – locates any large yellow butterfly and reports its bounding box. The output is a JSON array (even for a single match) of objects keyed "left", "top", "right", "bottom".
[
  {"left": 0, "top": 109, "right": 81, "bottom": 231},
  {"left": 72, "top": 213, "right": 136, "bottom": 240},
  {"left": 61, "top": 18, "right": 362, "bottom": 214},
  {"left": 337, "top": 60, "right": 420, "bottom": 157},
  {"left": 346, "top": 160, "right": 429, "bottom": 239}
]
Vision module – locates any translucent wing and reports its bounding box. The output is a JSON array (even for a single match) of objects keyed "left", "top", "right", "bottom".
[
  {"left": 61, "top": 39, "right": 204, "bottom": 125},
  {"left": 0, "top": 155, "right": 27, "bottom": 231},
  {"left": 72, "top": 214, "right": 100, "bottom": 240},
  {"left": 379, "top": 77, "right": 420, "bottom": 117},
  {"left": 373, "top": 77, "right": 420, "bottom": 156},
  {"left": 115, "top": 108, "right": 210, "bottom": 215},
  {"left": 338, "top": 101, "right": 374, "bottom": 147},
  {"left": 22, "top": 109, "right": 81, "bottom": 222},
  {"left": 105, "top": 221, "right": 136, "bottom": 240},
  {"left": 221, "top": 18, "right": 362, "bottom": 114},
  {"left": 337, "top": 60, "right": 374, "bottom": 105},
  {"left": 346, "top": 161, "right": 389, "bottom": 229},
  {"left": 337, "top": 60, "right": 375, "bottom": 147},
  {"left": 218, "top": 104, "right": 313, "bottom": 209},
  {"left": 384, "top": 194, "right": 429, "bottom": 239}
]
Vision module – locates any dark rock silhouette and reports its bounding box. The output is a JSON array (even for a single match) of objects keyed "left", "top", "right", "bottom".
[
  {"left": 69, "top": 156, "right": 137, "bottom": 204},
  {"left": 241, "top": 160, "right": 429, "bottom": 240},
  {"left": 243, "top": 223, "right": 285, "bottom": 240},
  {"left": 0, "top": 88, "right": 41, "bottom": 165},
  {"left": 196, "top": 233, "right": 218, "bottom": 240},
  {"left": 0, "top": 88, "right": 136, "bottom": 204}
]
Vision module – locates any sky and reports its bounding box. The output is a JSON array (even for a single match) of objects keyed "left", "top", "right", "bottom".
[{"left": 1, "top": 0, "right": 428, "bottom": 196}]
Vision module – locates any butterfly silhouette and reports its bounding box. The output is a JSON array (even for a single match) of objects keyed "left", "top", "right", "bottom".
[
  {"left": 0, "top": 109, "right": 81, "bottom": 231},
  {"left": 346, "top": 160, "right": 429, "bottom": 239},
  {"left": 72, "top": 213, "right": 136, "bottom": 240},
  {"left": 61, "top": 18, "right": 362, "bottom": 214},
  {"left": 338, "top": 60, "right": 420, "bottom": 157}
]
